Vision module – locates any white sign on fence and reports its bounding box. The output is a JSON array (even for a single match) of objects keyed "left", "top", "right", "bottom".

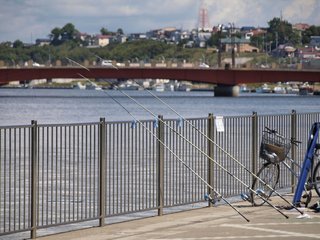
[{"left": 215, "top": 116, "right": 225, "bottom": 132}]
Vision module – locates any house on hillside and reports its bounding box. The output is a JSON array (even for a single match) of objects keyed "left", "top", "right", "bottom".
[
  {"left": 116, "top": 35, "right": 127, "bottom": 43},
  {"left": 243, "top": 28, "right": 267, "bottom": 40},
  {"left": 128, "top": 33, "right": 147, "bottom": 41},
  {"left": 293, "top": 23, "right": 310, "bottom": 31},
  {"left": 94, "top": 35, "right": 113, "bottom": 47},
  {"left": 271, "top": 44, "right": 300, "bottom": 58},
  {"left": 221, "top": 37, "right": 259, "bottom": 53},
  {"left": 35, "top": 38, "right": 51, "bottom": 46},
  {"left": 78, "top": 32, "right": 90, "bottom": 42},
  {"left": 77, "top": 32, "right": 95, "bottom": 46},
  {"left": 146, "top": 27, "right": 181, "bottom": 43},
  {"left": 310, "top": 36, "right": 320, "bottom": 47},
  {"left": 298, "top": 46, "right": 320, "bottom": 59}
]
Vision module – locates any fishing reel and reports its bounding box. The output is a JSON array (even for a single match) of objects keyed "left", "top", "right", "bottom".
[
  {"left": 241, "top": 189, "right": 268, "bottom": 203},
  {"left": 256, "top": 189, "right": 268, "bottom": 199},
  {"left": 241, "top": 192, "right": 252, "bottom": 202},
  {"left": 204, "top": 193, "right": 221, "bottom": 204}
]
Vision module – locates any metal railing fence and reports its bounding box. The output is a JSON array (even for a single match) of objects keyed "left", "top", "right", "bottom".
[
  {"left": 0, "top": 111, "right": 320, "bottom": 238},
  {"left": 0, "top": 125, "right": 32, "bottom": 235},
  {"left": 36, "top": 122, "right": 100, "bottom": 229},
  {"left": 104, "top": 120, "right": 158, "bottom": 217}
]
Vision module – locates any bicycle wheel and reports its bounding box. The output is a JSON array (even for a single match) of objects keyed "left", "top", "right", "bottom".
[
  {"left": 313, "top": 161, "right": 320, "bottom": 197},
  {"left": 251, "top": 162, "right": 280, "bottom": 206}
]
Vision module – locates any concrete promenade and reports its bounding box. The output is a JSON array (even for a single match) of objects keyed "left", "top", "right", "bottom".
[{"left": 38, "top": 193, "right": 320, "bottom": 240}]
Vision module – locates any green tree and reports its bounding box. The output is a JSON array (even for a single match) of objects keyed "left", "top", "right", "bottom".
[
  {"left": 117, "top": 28, "right": 124, "bottom": 35},
  {"left": 13, "top": 39, "right": 24, "bottom": 48},
  {"left": 302, "top": 25, "right": 320, "bottom": 44},
  {"left": 61, "top": 23, "right": 78, "bottom": 41},
  {"left": 100, "top": 27, "right": 112, "bottom": 35},
  {"left": 267, "top": 17, "right": 301, "bottom": 47},
  {"left": 49, "top": 23, "right": 80, "bottom": 46},
  {"left": 50, "top": 27, "right": 62, "bottom": 45},
  {"left": 206, "top": 32, "right": 227, "bottom": 48},
  {"left": 250, "top": 35, "right": 264, "bottom": 49}
]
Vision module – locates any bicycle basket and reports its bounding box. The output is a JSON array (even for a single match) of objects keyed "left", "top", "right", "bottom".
[{"left": 259, "top": 132, "right": 291, "bottom": 163}]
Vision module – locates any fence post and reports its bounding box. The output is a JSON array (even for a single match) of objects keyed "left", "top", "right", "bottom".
[
  {"left": 251, "top": 112, "right": 258, "bottom": 184},
  {"left": 207, "top": 113, "right": 215, "bottom": 207},
  {"left": 99, "top": 118, "right": 106, "bottom": 226},
  {"left": 30, "top": 120, "right": 38, "bottom": 239},
  {"left": 157, "top": 115, "right": 164, "bottom": 216},
  {"left": 291, "top": 110, "right": 297, "bottom": 193}
]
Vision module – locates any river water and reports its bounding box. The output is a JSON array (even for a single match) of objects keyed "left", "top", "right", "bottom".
[{"left": 1, "top": 88, "right": 320, "bottom": 126}]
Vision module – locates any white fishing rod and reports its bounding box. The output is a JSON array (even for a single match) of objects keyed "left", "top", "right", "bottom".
[
  {"left": 78, "top": 73, "right": 250, "bottom": 222},
  {"left": 109, "top": 87, "right": 292, "bottom": 219},
  {"left": 131, "top": 79, "right": 304, "bottom": 216}
]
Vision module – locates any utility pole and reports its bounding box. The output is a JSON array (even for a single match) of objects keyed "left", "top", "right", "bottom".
[
  {"left": 230, "top": 23, "right": 235, "bottom": 68},
  {"left": 217, "top": 24, "right": 222, "bottom": 68}
]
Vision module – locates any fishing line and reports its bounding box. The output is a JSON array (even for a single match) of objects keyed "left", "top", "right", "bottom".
[
  {"left": 131, "top": 79, "right": 304, "bottom": 215},
  {"left": 78, "top": 73, "right": 250, "bottom": 222}
]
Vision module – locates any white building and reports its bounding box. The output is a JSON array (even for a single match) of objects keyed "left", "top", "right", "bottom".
[{"left": 94, "top": 35, "right": 112, "bottom": 47}]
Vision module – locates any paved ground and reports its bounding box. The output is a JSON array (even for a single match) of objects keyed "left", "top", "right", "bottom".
[{"left": 37, "top": 193, "right": 320, "bottom": 240}]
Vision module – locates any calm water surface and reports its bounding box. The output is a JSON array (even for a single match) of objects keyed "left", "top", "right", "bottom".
[{"left": 1, "top": 88, "right": 320, "bottom": 126}]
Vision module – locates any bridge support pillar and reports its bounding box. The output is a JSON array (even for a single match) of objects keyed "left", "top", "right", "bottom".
[{"left": 214, "top": 84, "right": 239, "bottom": 97}]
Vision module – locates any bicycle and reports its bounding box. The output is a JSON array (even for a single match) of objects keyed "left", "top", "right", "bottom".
[{"left": 250, "top": 125, "right": 320, "bottom": 207}]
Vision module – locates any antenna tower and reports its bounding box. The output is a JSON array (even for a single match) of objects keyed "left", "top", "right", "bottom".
[{"left": 198, "top": 0, "right": 210, "bottom": 31}]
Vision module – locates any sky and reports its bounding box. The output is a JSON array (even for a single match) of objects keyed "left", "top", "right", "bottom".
[{"left": 0, "top": 0, "right": 319, "bottom": 43}]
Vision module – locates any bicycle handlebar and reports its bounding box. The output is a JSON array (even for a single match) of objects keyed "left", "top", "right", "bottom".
[
  {"left": 264, "top": 126, "right": 301, "bottom": 146},
  {"left": 264, "top": 126, "right": 277, "bottom": 134},
  {"left": 291, "top": 139, "right": 301, "bottom": 146}
]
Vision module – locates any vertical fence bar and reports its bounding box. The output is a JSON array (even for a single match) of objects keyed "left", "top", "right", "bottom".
[
  {"left": 99, "top": 118, "right": 106, "bottom": 227},
  {"left": 207, "top": 114, "right": 215, "bottom": 206},
  {"left": 157, "top": 115, "right": 164, "bottom": 216},
  {"left": 30, "top": 121, "right": 38, "bottom": 239},
  {"left": 291, "top": 110, "right": 297, "bottom": 193},
  {"left": 251, "top": 112, "right": 258, "bottom": 184}
]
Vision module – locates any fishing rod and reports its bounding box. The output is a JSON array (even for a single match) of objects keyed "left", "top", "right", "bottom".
[
  {"left": 72, "top": 58, "right": 289, "bottom": 218},
  {"left": 131, "top": 79, "right": 305, "bottom": 216},
  {"left": 78, "top": 66, "right": 287, "bottom": 218},
  {"left": 110, "top": 88, "right": 291, "bottom": 219},
  {"left": 78, "top": 73, "right": 250, "bottom": 222}
]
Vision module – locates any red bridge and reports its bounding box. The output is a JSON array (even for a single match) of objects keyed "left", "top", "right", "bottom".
[{"left": 0, "top": 67, "right": 320, "bottom": 96}]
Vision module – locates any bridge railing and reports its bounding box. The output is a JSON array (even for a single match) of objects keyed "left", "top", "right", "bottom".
[
  {"left": 1, "top": 58, "right": 313, "bottom": 70},
  {"left": 1, "top": 111, "right": 320, "bottom": 238}
]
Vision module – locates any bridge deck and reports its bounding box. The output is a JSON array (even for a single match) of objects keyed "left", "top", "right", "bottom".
[{"left": 1, "top": 67, "right": 320, "bottom": 85}]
